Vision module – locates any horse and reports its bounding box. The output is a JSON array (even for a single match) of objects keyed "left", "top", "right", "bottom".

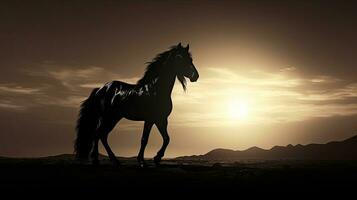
[{"left": 74, "top": 43, "right": 199, "bottom": 167}]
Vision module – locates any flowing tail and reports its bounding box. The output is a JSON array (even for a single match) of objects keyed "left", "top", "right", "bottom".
[{"left": 74, "top": 88, "right": 100, "bottom": 160}]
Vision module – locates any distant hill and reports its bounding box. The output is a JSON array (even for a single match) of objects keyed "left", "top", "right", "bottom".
[{"left": 176, "top": 135, "right": 357, "bottom": 161}]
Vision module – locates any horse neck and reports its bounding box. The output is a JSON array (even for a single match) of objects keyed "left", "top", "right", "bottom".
[{"left": 155, "top": 72, "right": 176, "bottom": 99}]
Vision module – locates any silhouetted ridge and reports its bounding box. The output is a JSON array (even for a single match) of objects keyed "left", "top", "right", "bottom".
[
  {"left": 176, "top": 135, "right": 357, "bottom": 161},
  {"left": 205, "top": 148, "right": 236, "bottom": 158},
  {"left": 344, "top": 135, "right": 357, "bottom": 143}
]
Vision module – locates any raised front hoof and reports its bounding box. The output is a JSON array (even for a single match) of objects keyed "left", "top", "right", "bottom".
[{"left": 153, "top": 156, "right": 162, "bottom": 166}]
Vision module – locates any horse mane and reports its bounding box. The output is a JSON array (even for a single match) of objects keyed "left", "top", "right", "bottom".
[{"left": 137, "top": 45, "right": 187, "bottom": 90}]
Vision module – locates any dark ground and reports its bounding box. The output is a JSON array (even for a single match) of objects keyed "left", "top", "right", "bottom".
[{"left": 1, "top": 155, "right": 356, "bottom": 197}]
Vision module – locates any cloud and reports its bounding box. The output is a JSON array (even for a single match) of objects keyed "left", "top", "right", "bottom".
[
  {"left": 18, "top": 64, "right": 122, "bottom": 108},
  {"left": 40, "top": 95, "right": 85, "bottom": 108},
  {"left": 0, "top": 84, "right": 45, "bottom": 110},
  {"left": 79, "top": 83, "right": 103, "bottom": 88},
  {"left": 309, "top": 75, "right": 341, "bottom": 83},
  {"left": 279, "top": 66, "right": 296, "bottom": 72},
  {"left": 1, "top": 62, "right": 357, "bottom": 157},
  {"left": 79, "top": 77, "right": 139, "bottom": 89},
  {"left": 170, "top": 67, "right": 357, "bottom": 127},
  {"left": 48, "top": 66, "right": 107, "bottom": 88},
  {"left": 0, "top": 84, "right": 42, "bottom": 94},
  {"left": 3, "top": 62, "right": 357, "bottom": 129},
  {"left": 0, "top": 100, "right": 26, "bottom": 110}
]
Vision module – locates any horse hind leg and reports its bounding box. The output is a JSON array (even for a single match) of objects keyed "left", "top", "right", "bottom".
[
  {"left": 91, "top": 136, "right": 100, "bottom": 165},
  {"left": 101, "top": 133, "right": 120, "bottom": 166},
  {"left": 98, "top": 117, "right": 121, "bottom": 166}
]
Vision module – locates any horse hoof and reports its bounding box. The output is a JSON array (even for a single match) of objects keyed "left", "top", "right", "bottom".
[
  {"left": 154, "top": 156, "right": 161, "bottom": 166},
  {"left": 137, "top": 159, "right": 148, "bottom": 168}
]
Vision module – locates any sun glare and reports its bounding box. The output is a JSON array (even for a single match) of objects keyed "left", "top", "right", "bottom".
[{"left": 228, "top": 99, "right": 249, "bottom": 120}]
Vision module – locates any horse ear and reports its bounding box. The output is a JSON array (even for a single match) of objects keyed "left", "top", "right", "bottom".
[
  {"left": 178, "top": 42, "right": 182, "bottom": 48},
  {"left": 186, "top": 44, "right": 189, "bottom": 51}
]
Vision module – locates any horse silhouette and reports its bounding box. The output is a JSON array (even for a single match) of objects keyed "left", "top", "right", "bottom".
[{"left": 74, "top": 43, "right": 199, "bottom": 167}]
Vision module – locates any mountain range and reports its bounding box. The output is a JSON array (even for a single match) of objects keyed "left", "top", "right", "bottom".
[{"left": 176, "top": 135, "right": 357, "bottom": 161}]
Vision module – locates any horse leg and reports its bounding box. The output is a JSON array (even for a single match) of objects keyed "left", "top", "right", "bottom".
[
  {"left": 91, "top": 136, "right": 100, "bottom": 165},
  {"left": 98, "top": 118, "right": 121, "bottom": 166},
  {"left": 154, "top": 119, "right": 170, "bottom": 166},
  {"left": 137, "top": 121, "right": 154, "bottom": 167},
  {"left": 101, "top": 134, "right": 120, "bottom": 166}
]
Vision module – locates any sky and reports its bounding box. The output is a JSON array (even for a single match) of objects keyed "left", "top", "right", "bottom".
[{"left": 1, "top": 0, "right": 357, "bottom": 157}]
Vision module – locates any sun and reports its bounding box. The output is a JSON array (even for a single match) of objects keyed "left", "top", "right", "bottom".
[{"left": 228, "top": 99, "right": 249, "bottom": 120}]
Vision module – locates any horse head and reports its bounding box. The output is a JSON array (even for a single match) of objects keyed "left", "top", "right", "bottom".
[{"left": 173, "top": 43, "right": 199, "bottom": 90}]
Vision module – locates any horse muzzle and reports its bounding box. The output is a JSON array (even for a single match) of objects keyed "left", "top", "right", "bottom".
[{"left": 189, "top": 73, "right": 199, "bottom": 82}]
